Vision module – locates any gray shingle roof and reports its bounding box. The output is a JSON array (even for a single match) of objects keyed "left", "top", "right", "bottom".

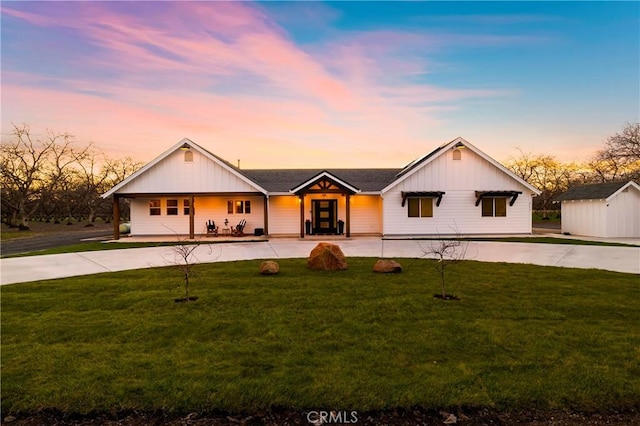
[
  {"left": 241, "top": 169, "right": 402, "bottom": 192},
  {"left": 554, "top": 180, "right": 637, "bottom": 201}
]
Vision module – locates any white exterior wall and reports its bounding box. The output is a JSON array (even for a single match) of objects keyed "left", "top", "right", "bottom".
[
  {"left": 266, "top": 194, "right": 382, "bottom": 236},
  {"left": 562, "top": 186, "right": 640, "bottom": 238},
  {"left": 350, "top": 195, "right": 382, "bottom": 234},
  {"left": 118, "top": 149, "right": 261, "bottom": 194},
  {"left": 382, "top": 148, "right": 533, "bottom": 235},
  {"left": 268, "top": 195, "right": 299, "bottom": 236},
  {"left": 560, "top": 200, "right": 607, "bottom": 237},
  {"left": 606, "top": 187, "right": 640, "bottom": 237},
  {"left": 130, "top": 196, "right": 264, "bottom": 236}
]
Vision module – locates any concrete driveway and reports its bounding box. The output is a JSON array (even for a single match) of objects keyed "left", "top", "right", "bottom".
[{"left": 1, "top": 237, "right": 638, "bottom": 285}]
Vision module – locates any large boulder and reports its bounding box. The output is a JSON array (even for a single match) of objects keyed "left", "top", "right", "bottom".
[
  {"left": 373, "top": 259, "right": 402, "bottom": 273},
  {"left": 259, "top": 260, "right": 280, "bottom": 275},
  {"left": 307, "top": 242, "right": 348, "bottom": 271}
]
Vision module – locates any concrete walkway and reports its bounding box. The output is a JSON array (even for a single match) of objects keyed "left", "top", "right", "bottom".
[{"left": 1, "top": 237, "right": 638, "bottom": 285}]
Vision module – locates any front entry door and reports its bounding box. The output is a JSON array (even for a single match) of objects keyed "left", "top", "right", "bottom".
[{"left": 312, "top": 199, "right": 337, "bottom": 234}]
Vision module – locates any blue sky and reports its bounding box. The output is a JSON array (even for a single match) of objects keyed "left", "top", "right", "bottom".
[{"left": 1, "top": 1, "right": 638, "bottom": 168}]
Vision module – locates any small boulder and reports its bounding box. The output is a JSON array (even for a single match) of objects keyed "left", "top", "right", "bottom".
[
  {"left": 259, "top": 260, "right": 279, "bottom": 275},
  {"left": 373, "top": 259, "right": 402, "bottom": 273},
  {"left": 307, "top": 242, "right": 348, "bottom": 271}
]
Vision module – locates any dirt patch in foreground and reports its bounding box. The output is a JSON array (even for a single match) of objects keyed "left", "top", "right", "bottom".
[{"left": 4, "top": 407, "right": 640, "bottom": 425}]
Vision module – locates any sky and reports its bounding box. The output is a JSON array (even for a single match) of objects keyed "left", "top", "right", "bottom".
[{"left": 1, "top": 1, "right": 639, "bottom": 169}]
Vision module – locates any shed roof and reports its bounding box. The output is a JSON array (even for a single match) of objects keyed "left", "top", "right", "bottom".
[{"left": 554, "top": 180, "right": 638, "bottom": 201}]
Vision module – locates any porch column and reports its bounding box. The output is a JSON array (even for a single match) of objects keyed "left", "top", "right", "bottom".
[
  {"left": 263, "top": 195, "right": 269, "bottom": 235},
  {"left": 189, "top": 194, "right": 195, "bottom": 239},
  {"left": 299, "top": 194, "right": 305, "bottom": 238},
  {"left": 345, "top": 193, "right": 351, "bottom": 238},
  {"left": 112, "top": 195, "right": 120, "bottom": 240}
]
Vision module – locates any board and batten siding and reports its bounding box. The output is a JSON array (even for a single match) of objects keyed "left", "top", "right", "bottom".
[
  {"left": 117, "top": 149, "right": 261, "bottom": 194},
  {"left": 383, "top": 147, "right": 533, "bottom": 235},
  {"left": 560, "top": 200, "right": 606, "bottom": 237},
  {"left": 129, "top": 196, "right": 264, "bottom": 236},
  {"left": 606, "top": 187, "right": 640, "bottom": 237},
  {"left": 561, "top": 186, "right": 640, "bottom": 238}
]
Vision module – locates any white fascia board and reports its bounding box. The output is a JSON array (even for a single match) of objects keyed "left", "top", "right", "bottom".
[
  {"left": 381, "top": 137, "right": 541, "bottom": 196},
  {"left": 102, "top": 138, "right": 268, "bottom": 198},
  {"left": 606, "top": 181, "right": 640, "bottom": 201}
]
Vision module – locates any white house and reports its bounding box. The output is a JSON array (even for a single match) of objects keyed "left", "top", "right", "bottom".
[
  {"left": 555, "top": 180, "right": 640, "bottom": 238},
  {"left": 102, "top": 137, "right": 540, "bottom": 239}
]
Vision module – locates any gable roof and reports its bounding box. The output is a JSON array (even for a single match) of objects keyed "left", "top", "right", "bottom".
[
  {"left": 555, "top": 180, "right": 640, "bottom": 201},
  {"left": 102, "top": 137, "right": 541, "bottom": 198},
  {"left": 242, "top": 168, "right": 400, "bottom": 193},
  {"left": 382, "top": 137, "right": 541, "bottom": 195},
  {"left": 102, "top": 138, "right": 268, "bottom": 198}
]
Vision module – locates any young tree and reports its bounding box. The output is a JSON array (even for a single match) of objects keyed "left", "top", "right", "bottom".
[
  {"left": 162, "top": 227, "right": 220, "bottom": 302},
  {"left": 420, "top": 231, "right": 468, "bottom": 300}
]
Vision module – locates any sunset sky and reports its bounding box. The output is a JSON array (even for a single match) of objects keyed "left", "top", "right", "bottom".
[{"left": 2, "top": 1, "right": 638, "bottom": 168}]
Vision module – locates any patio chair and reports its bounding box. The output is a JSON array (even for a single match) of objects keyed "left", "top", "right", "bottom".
[
  {"left": 206, "top": 220, "right": 218, "bottom": 236},
  {"left": 231, "top": 219, "right": 246, "bottom": 237}
]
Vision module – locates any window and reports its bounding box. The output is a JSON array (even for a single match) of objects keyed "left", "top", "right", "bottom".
[
  {"left": 408, "top": 197, "right": 433, "bottom": 217},
  {"left": 167, "top": 199, "right": 178, "bottom": 215},
  {"left": 149, "top": 200, "right": 161, "bottom": 216},
  {"left": 482, "top": 197, "right": 507, "bottom": 217},
  {"left": 452, "top": 149, "right": 462, "bottom": 160},
  {"left": 183, "top": 199, "right": 191, "bottom": 215},
  {"left": 184, "top": 151, "right": 193, "bottom": 162},
  {"left": 228, "top": 200, "right": 251, "bottom": 214}
]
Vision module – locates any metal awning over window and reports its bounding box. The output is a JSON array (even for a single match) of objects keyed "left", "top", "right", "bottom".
[
  {"left": 474, "top": 191, "right": 522, "bottom": 206},
  {"left": 401, "top": 191, "right": 445, "bottom": 207}
]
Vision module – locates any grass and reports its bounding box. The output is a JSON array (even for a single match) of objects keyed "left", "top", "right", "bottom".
[
  {"left": 1, "top": 240, "right": 267, "bottom": 258},
  {"left": 2, "top": 258, "right": 639, "bottom": 416},
  {"left": 533, "top": 210, "right": 561, "bottom": 223}
]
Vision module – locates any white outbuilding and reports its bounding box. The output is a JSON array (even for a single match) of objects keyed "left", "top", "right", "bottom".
[{"left": 555, "top": 180, "right": 640, "bottom": 238}]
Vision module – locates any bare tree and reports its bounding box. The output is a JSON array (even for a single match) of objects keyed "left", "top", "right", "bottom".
[
  {"left": 162, "top": 227, "right": 220, "bottom": 302},
  {"left": 420, "top": 231, "right": 468, "bottom": 300},
  {"left": 589, "top": 122, "right": 640, "bottom": 182},
  {"left": 171, "top": 242, "right": 202, "bottom": 302},
  {"left": 0, "top": 124, "right": 86, "bottom": 228}
]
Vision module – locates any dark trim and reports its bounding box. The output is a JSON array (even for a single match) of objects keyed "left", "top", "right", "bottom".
[
  {"left": 292, "top": 174, "right": 358, "bottom": 195},
  {"left": 112, "top": 195, "right": 121, "bottom": 240},
  {"left": 189, "top": 194, "right": 195, "bottom": 239},
  {"left": 474, "top": 191, "right": 522, "bottom": 207},
  {"left": 299, "top": 195, "right": 305, "bottom": 238},
  {"left": 401, "top": 191, "right": 445, "bottom": 207}
]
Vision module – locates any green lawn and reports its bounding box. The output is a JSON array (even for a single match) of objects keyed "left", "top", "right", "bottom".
[{"left": 2, "top": 258, "right": 639, "bottom": 416}]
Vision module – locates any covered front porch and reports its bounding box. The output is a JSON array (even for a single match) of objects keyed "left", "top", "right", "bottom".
[
  {"left": 110, "top": 192, "right": 268, "bottom": 240},
  {"left": 291, "top": 171, "right": 359, "bottom": 239}
]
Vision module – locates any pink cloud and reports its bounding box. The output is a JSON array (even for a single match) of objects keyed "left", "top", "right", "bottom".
[{"left": 2, "top": 2, "right": 543, "bottom": 168}]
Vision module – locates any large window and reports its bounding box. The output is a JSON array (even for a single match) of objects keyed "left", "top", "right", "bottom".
[
  {"left": 408, "top": 198, "right": 433, "bottom": 218},
  {"left": 482, "top": 197, "right": 507, "bottom": 217},
  {"left": 228, "top": 200, "right": 251, "bottom": 214},
  {"left": 149, "top": 200, "right": 161, "bottom": 216}
]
